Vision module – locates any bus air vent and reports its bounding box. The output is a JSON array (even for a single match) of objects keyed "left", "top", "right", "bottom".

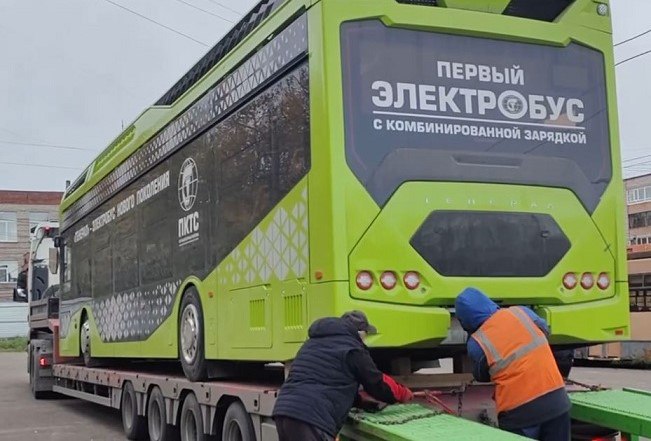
[
  {"left": 396, "top": 0, "right": 438, "bottom": 6},
  {"left": 503, "top": 0, "right": 575, "bottom": 22}
]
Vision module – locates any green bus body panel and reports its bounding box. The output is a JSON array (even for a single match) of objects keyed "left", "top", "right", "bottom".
[{"left": 59, "top": 0, "right": 628, "bottom": 361}]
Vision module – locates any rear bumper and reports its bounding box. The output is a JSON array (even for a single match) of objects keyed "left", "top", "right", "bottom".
[
  {"left": 539, "top": 283, "right": 631, "bottom": 345},
  {"left": 336, "top": 297, "right": 451, "bottom": 348},
  {"left": 336, "top": 282, "right": 629, "bottom": 349}
]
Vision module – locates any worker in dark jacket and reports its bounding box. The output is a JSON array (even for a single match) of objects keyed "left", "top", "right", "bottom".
[
  {"left": 273, "top": 311, "right": 414, "bottom": 441},
  {"left": 455, "top": 288, "right": 571, "bottom": 441}
]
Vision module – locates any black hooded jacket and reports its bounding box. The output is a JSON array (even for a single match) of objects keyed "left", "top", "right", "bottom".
[{"left": 272, "top": 317, "right": 400, "bottom": 436}]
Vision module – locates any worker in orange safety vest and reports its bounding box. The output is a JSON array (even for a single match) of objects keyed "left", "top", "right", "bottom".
[{"left": 455, "top": 288, "right": 571, "bottom": 440}]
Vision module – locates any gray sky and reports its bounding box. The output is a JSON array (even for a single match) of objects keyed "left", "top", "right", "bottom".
[{"left": 0, "top": 0, "right": 649, "bottom": 191}]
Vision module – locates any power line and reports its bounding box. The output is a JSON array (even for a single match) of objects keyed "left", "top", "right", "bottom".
[
  {"left": 623, "top": 154, "right": 651, "bottom": 163},
  {"left": 0, "top": 139, "right": 96, "bottom": 152},
  {"left": 99, "top": 0, "right": 209, "bottom": 47},
  {"left": 614, "top": 28, "right": 651, "bottom": 47},
  {"left": 0, "top": 161, "right": 83, "bottom": 171},
  {"left": 624, "top": 160, "right": 651, "bottom": 169},
  {"left": 205, "top": 0, "right": 244, "bottom": 16},
  {"left": 172, "top": 0, "right": 235, "bottom": 23},
  {"left": 616, "top": 48, "right": 651, "bottom": 67}
]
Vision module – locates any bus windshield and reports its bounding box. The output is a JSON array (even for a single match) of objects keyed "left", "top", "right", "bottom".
[{"left": 341, "top": 20, "right": 611, "bottom": 212}]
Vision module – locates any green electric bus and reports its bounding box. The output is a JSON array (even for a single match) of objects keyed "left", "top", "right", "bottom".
[{"left": 57, "top": 0, "right": 629, "bottom": 381}]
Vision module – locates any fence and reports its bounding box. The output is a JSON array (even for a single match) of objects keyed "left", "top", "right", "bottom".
[{"left": 0, "top": 302, "right": 28, "bottom": 338}]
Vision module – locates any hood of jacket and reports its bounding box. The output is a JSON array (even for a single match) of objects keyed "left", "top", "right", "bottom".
[
  {"left": 455, "top": 287, "right": 500, "bottom": 334},
  {"left": 308, "top": 317, "right": 362, "bottom": 341}
]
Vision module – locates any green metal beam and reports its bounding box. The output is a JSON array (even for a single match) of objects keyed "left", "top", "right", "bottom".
[
  {"left": 570, "top": 388, "right": 651, "bottom": 438},
  {"left": 340, "top": 404, "right": 527, "bottom": 440}
]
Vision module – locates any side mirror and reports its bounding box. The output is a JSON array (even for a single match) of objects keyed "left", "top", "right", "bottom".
[
  {"left": 53, "top": 236, "right": 62, "bottom": 248},
  {"left": 12, "top": 288, "right": 28, "bottom": 303},
  {"left": 49, "top": 248, "right": 59, "bottom": 275}
]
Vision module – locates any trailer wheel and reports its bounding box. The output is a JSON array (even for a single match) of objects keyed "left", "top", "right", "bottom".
[
  {"left": 148, "top": 386, "right": 180, "bottom": 441},
  {"left": 180, "top": 393, "right": 207, "bottom": 441},
  {"left": 222, "top": 401, "right": 255, "bottom": 441},
  {"left": 29, "top": 346, "right": 46, "bottom": 400},
  {"left": 122, "top": 382, "right": 147, "bottom": 440},
  {"left": 179, "top": 288, "right": 208, "bottom": 381}
]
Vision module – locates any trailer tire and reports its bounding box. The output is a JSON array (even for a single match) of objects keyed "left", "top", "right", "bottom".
[
  {"left": 148, "top": 387, "right": 180, "bottom": 441},
  {"left": 122, "top": 382, "right": 147, "bottom": 440},
  {"left": 180, "top": 393, "right": 207, "bottom": 441},
  {"left": 222, "top": 401, "right": 255, "bottom": 441},
  {"left": 29, "top": 346, "right": 47, "bottom": 400},
  {"left": 179, "top": 288, "right": 208, "bottom": 381}
]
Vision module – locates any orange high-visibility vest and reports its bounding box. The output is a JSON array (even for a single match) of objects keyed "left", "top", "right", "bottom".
[{"left": 472, "top": 306, "right": 565, "bottom": 413}]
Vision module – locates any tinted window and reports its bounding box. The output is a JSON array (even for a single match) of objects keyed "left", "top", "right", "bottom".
[
  {"left": 139, "top": 170, "right": 173, "bottom": 284},
  {"left": 212, "top": 62, "right": 310, "bottom": 261},
  {"left": 113, "top": 215, "right": 139, "bottom": 292},
  {"left": 341, "top": 21, "right": 611, "bottom": 212}
]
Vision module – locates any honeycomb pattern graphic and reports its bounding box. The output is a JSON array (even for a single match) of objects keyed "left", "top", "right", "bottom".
[
  {"left": 63, "top": 14, "right": 308, "bottom": 230},
  {"left": 90, "top": 280, "right": 181, "bottom": 342},
  {"left": 219, "top": 186, "right": 308, "bottom": 287}
]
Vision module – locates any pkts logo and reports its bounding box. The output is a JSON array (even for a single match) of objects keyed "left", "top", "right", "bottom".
[{"left": 178, "top": 158, "right": 198, "bottom": 211}]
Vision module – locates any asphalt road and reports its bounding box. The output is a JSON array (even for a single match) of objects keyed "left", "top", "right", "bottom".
[{"left": 0, "top": 352, "right": 649, "bottom": 440}]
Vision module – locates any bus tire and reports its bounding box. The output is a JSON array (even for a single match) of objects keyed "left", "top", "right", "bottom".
[
  {"left": 122, "top": 382, "right": 147, "bottom": 440},
  {"left": 179, "top": 288, "right": 208, "bottom": 381},
  {"left": 80, "top": 314, "right": 95, "bottom": 367},
  {"left": 180, "top": 393, "right": 207, "bottom": 441},
  {"left": 222, "top": 401, "right": 255, "bottom": 441}
]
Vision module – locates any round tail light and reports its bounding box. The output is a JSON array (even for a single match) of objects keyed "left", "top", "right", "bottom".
[
  {"left": 403, "top": 272, "right": 421, "bottom": 290},
  {"left": 597, "top": 273, "right": 610, "bottom": 290},
  {"left": 356, "top": 271, "right": 373, "bottom": 290},
  {"left": 562, "top": 272, "right": 578, "bottom": 290},
  {"left": 581, "top": 273, "right": 595, "bottom": 289},
  {"left": 380, "top": 271, "right": 397, "bottom": 290}
]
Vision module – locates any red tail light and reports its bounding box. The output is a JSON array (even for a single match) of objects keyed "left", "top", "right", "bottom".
[
  {"left": 39, "top": 356, "right": 50, "bottom": 368},
  {"left": 581, "top": 273, "right": 595, "bottom": 289},
  {"left": 403, "top": 272, "right": 421, "bottom": 290},
  {"left": 562, "top": 272, "right": 578, "bottom": 290},
  {"left": 380, "top": 271, "right": 397, "bottom": 290},
  {"left": 356, "top": 271, "right": 373, "bottom": 290},
  {"left": 596, "top": 272, "right": 610, "bottom": 290}
]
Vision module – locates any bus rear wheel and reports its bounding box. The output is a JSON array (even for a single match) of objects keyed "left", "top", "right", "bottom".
[
  {"left": 148, "top": 386, "right": 180, "bottom": 441},
  {"left": 179, "top": 288, "right": 208, "bottom": 381}
]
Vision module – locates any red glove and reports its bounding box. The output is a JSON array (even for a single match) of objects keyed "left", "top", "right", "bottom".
[{"left": 382, "top": 374, "right": 414, "bottom": 403}]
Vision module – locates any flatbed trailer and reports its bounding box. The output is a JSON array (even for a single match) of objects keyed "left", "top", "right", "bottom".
[{"left": 28, "top": 309, "right": 651, "bottom": 441}]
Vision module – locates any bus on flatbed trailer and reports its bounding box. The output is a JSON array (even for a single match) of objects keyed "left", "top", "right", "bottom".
[
  {"left": 55, "top": 0, "right": 629, "bottom": 383},
  {"left": 29, "top": 317, "right": 651, "bottom": 441}
]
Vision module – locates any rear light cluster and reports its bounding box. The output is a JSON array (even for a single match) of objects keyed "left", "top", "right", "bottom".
[
  {"left": 563, "top": 272, "right": 610, "bottom": 291},
  {"left": 356, "top": 271, "right": 422, "bottom": 291}
]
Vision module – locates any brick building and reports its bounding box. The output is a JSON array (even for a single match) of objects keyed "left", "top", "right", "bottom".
[
  {"left": 0, "top": 191, "right": 62, "bottom": 301},
  {"left": 626, "top": 173, "right": 651, "bottom": 313}
]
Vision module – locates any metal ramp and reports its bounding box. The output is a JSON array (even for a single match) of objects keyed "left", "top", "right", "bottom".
[
  {"left": 570, "top": 388, "right": 651, "bottom": 441},
  {"left": 339, "top": 404, "right": 527, "bottom": 441}
]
